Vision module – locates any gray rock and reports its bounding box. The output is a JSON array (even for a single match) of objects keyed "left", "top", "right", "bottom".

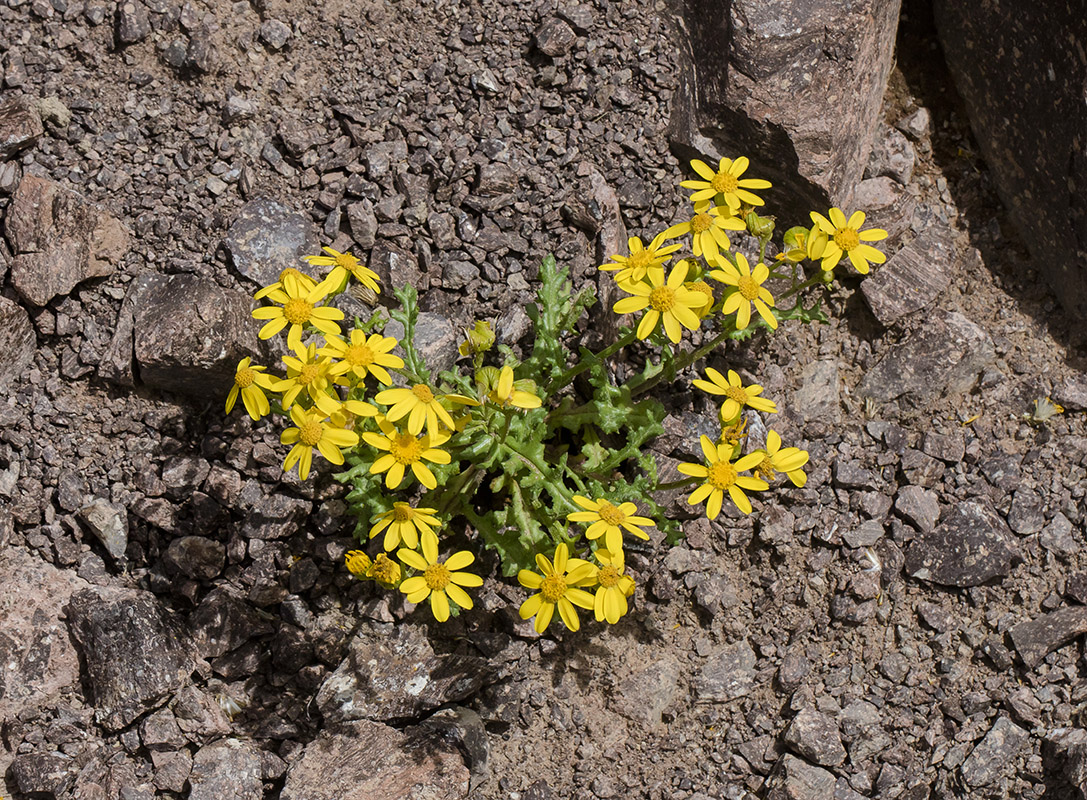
[
  {"left": 1040, "top": 513, "right": 1078, "bottom": 558},
  {"left": 858, "top": 310, "right": 996, "bottom": 403},
  {"left": 611, "top": 656, "right": 683, "bottom": 731},
  {"left": 12, "top": 752, "right": 75, "bottom": 797},
  {"left": 1054, "top": 374, "right": 1087, "bottom": 411},
  {"left": 933, "top": 1, "right": 1087, "bottom": 321},
  {"left": 861, "top": 229, "right": 954, "bottom": 326},
  {"left": 1043, "top": 728, "right": 1087, "bottom": 800},
  {"left": 534, "top": 17, "right": 577, "bottom": 56},
  {"left": 475, "top": 162, "right": 518, "bottom": 196},
  {"left": 280, "top": 719, "right": 469, "bottom": 800},
  {"left": 259, "top": 19, "right": 291, "bottom": 50},
  {"left": 895, "top": 107, "right": 932, "bottom": 141},
  {"left": 0, "top": 94, "right": 43, "bottom": 159},
  {"left": 895, "top": 485, "right": 939, "bottom": 532},
  {"left": 693, "top": 639, "right": 757, "bottom": 703},
  {"left": 843, "top": 519, "right": 883, "bottom": 548},
  {"left": 418, "top": 707, "right": 490, "bottom": 794},
  {"left": 833, "top": 459, "right": 877, "bottom": 490},
  {"left": 1010, "top": 606, "right": 1087, "bottom": 669},
  {"left": 794, "top": 360, "right": 840, "bottom": 424},
  {"left": 1007, "top": 488, "right": 1045, "bottom": 534},
  {"left": 961, "top": 716, "right": 1028, "bottom": 788},
  {"left": 905, "top": 501, "right": 1022, "bottom": 587},
  {"left": 5, "top": 174, "right": 130, "bottom": 306},
  {"left": 345, "top": 201, "right": 377, "bottom": 248},
  {"left": 239, "top": 489, "right": 311, "bottom": 540},
  {"left": 123, "top": 273, "right": 260, "bottom": 396},
  {"left": 78, "top": 499, "right": 128, "bottom": 563},
  {"left": 222, "top": 198, "right": 319, "bottom": 289},
  {"left": 370, "top": 238, "right": 425, "bottom": 291},
  {"left": 66, "top": 587, "right": 196, "bottom": 730},
  {"left": 669, "top": 0, "right": 902, "bottom": 219},
  {"left": 765, "top": 754, "right": 836, "bottom": 800},
  {"left": 115, "top": 0, "right": 151, "bottom": 43},
  {"left": 777, "top": 648, "right": 810, "bottom": 690},
  {"left": 384, "top": 311, "right": 458, "bottom": 377},
  {"left": 189, "top": 739, "right": 263, "bottom": 800},
  {"left": 140, "top": 707, "right": 187, "bottom": 751},
  {"left": 152, "top": 749, "right": 193, "bottom": 793},
  {"left": 442, "top": 259, "right": 480, "bottom": 290},
  {"left": 921, "top": 431, "right": 965, "bottom": 463},
  {"left": 0, "top": 548, "right": 89, "bottom": 724},
  {"left": 917, "top": 601, "right": 956, "bottom": 633},
  {"left": 864, "top": 123, "right": 916, "bottom": 184},
  {"left": 164, "top": 536, "right": 226, "bottom": 580},
  {"left": 0, "top": 295, "right": 35, "bottom": 393},
  {"left": 878, "top": 652, "right": 910, "bottom": 682},
  {"left": 316, "top": 624, "right": 495, "bottom": 723},
  {"left": 427, "top": 211, "right": 458, "bottom": 250},
  {"left": 851, "top": 176, "right": 917, "bottom": 250}
]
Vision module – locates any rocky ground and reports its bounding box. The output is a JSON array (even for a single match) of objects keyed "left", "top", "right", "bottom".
[{"left": 2, "top": 0, "right": 1087, "bottom": 799}]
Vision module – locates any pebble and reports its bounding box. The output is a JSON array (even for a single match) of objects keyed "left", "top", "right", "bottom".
[
  {"left": 960, "top": 717, "right": 1028, "bottom": 787},
  {"left": 692, "top": 640, "right": 757, "bottom": 703},
  {"left": 860, "top": 229, "right": 953, "bottom": 327},
  {"left": 894, "top": 485, "right": 939, "bottom": 532},
  {"left": 904, "top": 500, "right": 1022, "bottom": 587},
  {"left": 783, "top": 708, "right": 846, "bottom": 767},
  {"left": 765, "top": 754, "right": 835, "bottom": 800},
  {"left": 1009, "top": 606, "right": 1087, "bottom": 669},
  {"left": 259, "top": 19, "right": 292, "bottom": 50},
  {"left": 0, "top": 95, "right": 43, "bottom": 158},
  {"left": 116, "top": 0, "right": 151, "bottom": 44},
  {"left": 1040, "top": 513, "right": 1078, "bottom": 558},
  {"left": 534, "top": 17, "right": 577, "bottom": 56}
]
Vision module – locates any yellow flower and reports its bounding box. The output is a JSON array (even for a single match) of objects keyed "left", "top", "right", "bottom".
[
  {"left": 319, "top": 330, "right": 404, "bottom": 385},
  {"left": 692, "top": 367, "right": 778, "bottom": 421},
  {"left": 680, "top": 156, "right": 772, "bottom": 209},
  {"left": 612, "top": 260, "right": 705, "bottom": 343},
  {"left": 375, "top": 383, "right": 458, "bottom": 437},
  {"left": 280, "top": 405, "right": 361, "bottom": 481},
  {"left": 592, "top": 548, "right": 635, "bottom": 625},
  {"left": 275, "top": 342, "right": 335, "bottom": 410},
  {"left": 398, "top": 530, "right": 482, "bottom": 622},
  {"left": 488, "top": 365, "right": 542, "bottom": 409},
  {"left": 517, "top": 543, "right": 598, "bottom": 634},
  {"left": 719, "top": 413, "right": 749, "bottom": 449},
  {"left": 225, "top": 357, "right": 278, "bottom": 421},
  {"left": 305, "top": 246, "right": 381, "bottom": 295},
  {"left": 708, "top": 253, "right": 777, "bottom": 331},
  {"left": 370, "top": 501, "right": 441, "bottom": 551},
  {"left": 678, "top": 435, "right": 769, "bottom": 518},
  {"left": 345, "top": 550, "right": 372, "bottom": 578},
  {"left": 809, "top": 208, "right": 887, "bottom": 274},
  {"left": 568, "top": 496, "right": 653, "bottom": 554},
  {"left": 370, "top": 553, "right": 402, "bottom": 588},
  {"left": 599, "top": 234, "right": 682, "bottom": 285},
  {"left": 363, "top": 417, "right": 451, "bottom": 489},
  {"left": 659, "top": 200, "right": 746, "bottom": 263},
  {"left": 255, "top": 267, "right": 318, "bottom": 300},
  {"left": 752, "top": 430, "right": 809, "bottom": 487},
  {"left": 252, "top": 279, "right": 344, "bottom": 351},
  {"left": 684, "top": 279, "right": 715, "bottom": 318}
]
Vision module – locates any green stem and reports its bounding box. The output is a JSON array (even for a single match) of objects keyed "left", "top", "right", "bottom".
[
  {"left": 546, "top": 328, "right": 637, "bottom": 395},
  {"left": 656, "top": 477, "right": 699, "bottom": 492},
  {"left": 626, "top": 326, "right": 735, "bottom": 398},
  {"left": 434, "top": 465, "right": 481, "bottom": 517},
  {"left": 497, "top": 441, "right": 579, "bottom": 512},
  {"left": 777, "top": 272, "right": 823, "bottom": 305}
]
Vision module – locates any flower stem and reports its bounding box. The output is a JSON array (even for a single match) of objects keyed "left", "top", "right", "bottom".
[
  {"left": 626, "top": 326, "right": 736, "bottom": 398},
  {"left": 546, "top": 328, "right": 637, "bottom": 395}
]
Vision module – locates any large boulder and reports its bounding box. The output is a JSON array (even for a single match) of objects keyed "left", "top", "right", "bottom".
[
  {"left": 668, "top": 0, "right": 902, "bottom": 217},
  {"left": 933, "top": 1, "right": 1087, "bottom": 323}
]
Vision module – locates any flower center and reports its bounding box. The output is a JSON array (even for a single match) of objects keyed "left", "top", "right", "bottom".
[
  {"left": 336, "top": 253, "right": 359, "bottom": 269},
  {"left": 541, "top": 574, "right": 567, "bottom": 603},
  {"left": 390, "top": 434, "right": 423, "bottom": 465},
  {"left": 283, "top": 298, "right": 314, "bottom": 325},
  {"left": 371, "top": 554, "right": 399, "bottom": 585},
  {"left": 598, "top": 565, "right": 621, "bottom": 589},
  {"left": 649, "top": 286, "right": 678, "bottom": 312},
  {"left": 299, "top": 420, "right": 323, "bottom": 447},
  {"left": 235, "top": 367, "right": 255, "bottom": 388},
  {"left": 424, "top": 563, "right": 451, "bottom": 591},
  {"left": 833, "top": 227, "right": 860, "bottom": 251},
  {"left": 412, "top": 384, "right": 435, "bottom": 403},
  {"left": 711, "top": 172, "right": 738, "bottom": 194},
  {"left": 391, "top": 503, "right": 415, "bottom": 523},
  {"left": 597, "top": 502, "right": 625, "bottom": 526},
  {"left": 627, "top": 250, "right": 653, "bottom": 272},
  {"left": 755, "top": 456, "right": 776, "bottom": 481},
  {"left": 724, "top": 385, "right": 748, "bottom": 405},
  {"left": 737, "top": 275, "right": 760, "bottom": 301},
  {"left": 299, "top": 364, "right": 320, "bottom": 385},
  {"left": 707, "top": 461, "right": 738, "bottom": 491},
  {"left": 691, "top": 213, "right": 713, "bottom": 234},
  {"left": 344, "top": 344, "right": 375, "bottom": 366}
]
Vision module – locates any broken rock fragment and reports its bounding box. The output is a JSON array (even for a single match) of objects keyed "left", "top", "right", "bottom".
[{"left": 904, "top": 501, "right": 1021, "bottom": 587}]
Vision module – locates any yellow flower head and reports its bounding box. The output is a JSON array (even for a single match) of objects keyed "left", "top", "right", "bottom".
[
  {"left": 398, "top": 530, "right": 483, "bottom": 622},
  {"left": 280, "top": 405, "right": 361, "bottom": 481},
  {"left": 252, "top": 279, "right": 344, "bottom": 351},
  {"left": 592, "top": 548, "right": 636, "bottom": 625},
  {"left": 692, "top": 367, "right": 778, "bottom": 422},
  {"left": 375, "top": 383, "right": 459, "bottom": 437},
  {"left": 275, "top": 342, "right": 335, "bottom": 410},
  {"left": 517, "top": 543, "right": 598, "bottom": 634},
  {"left": 708, "top": 253, "right": 777, "bottom": 331},
  {"left": 684, "top": 279, "right": 716, "bottom": 319},
  {"left": 305, "top": 246, "right": 381, "bottom": 296},
  {"left": 752, "top": 430, "right": 809, "bottom": 487},
  {"left": 612, "top": 260, "right": 705, "bottom": 343},
  {"left": 809, "top": 208, "right": 887, "bottom": 274},
  {"left": 659, "top": 200, "right": 746, "bottom": 263},
  {"left": 678, "top": 435, "right": 769, "bottom": 518},
  {"left": 319, "top": 330, "right": 404, "bottom": 386},
  {"left": 363, "top": 417, "right": 451, "bottom": 490},
  {"left": 370, "top": 553, "right": 402, "bottom": 588},
  {"left": 568, "top": 496, "right": 654, "bottom": 554},
  {"left": 345, "top": 550, "right": 373, "bottom": 578},
  {"left": 370, "top": 501, "right": 441, "bottom": 552},
  {"left": 680, "top": 156, "right": 772, "bottom": 210},
  {"left": 599, "top": 234, "right": 682, "bottom": 285},
  {"left": 488, "top": 365, "right": 542, "bottom": 410},
  {"left": 255, "top": 267, "right": 318, "bottom": 300},
  {"left": 226, "top": 357, "right": 278, "bottom": 421}
]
